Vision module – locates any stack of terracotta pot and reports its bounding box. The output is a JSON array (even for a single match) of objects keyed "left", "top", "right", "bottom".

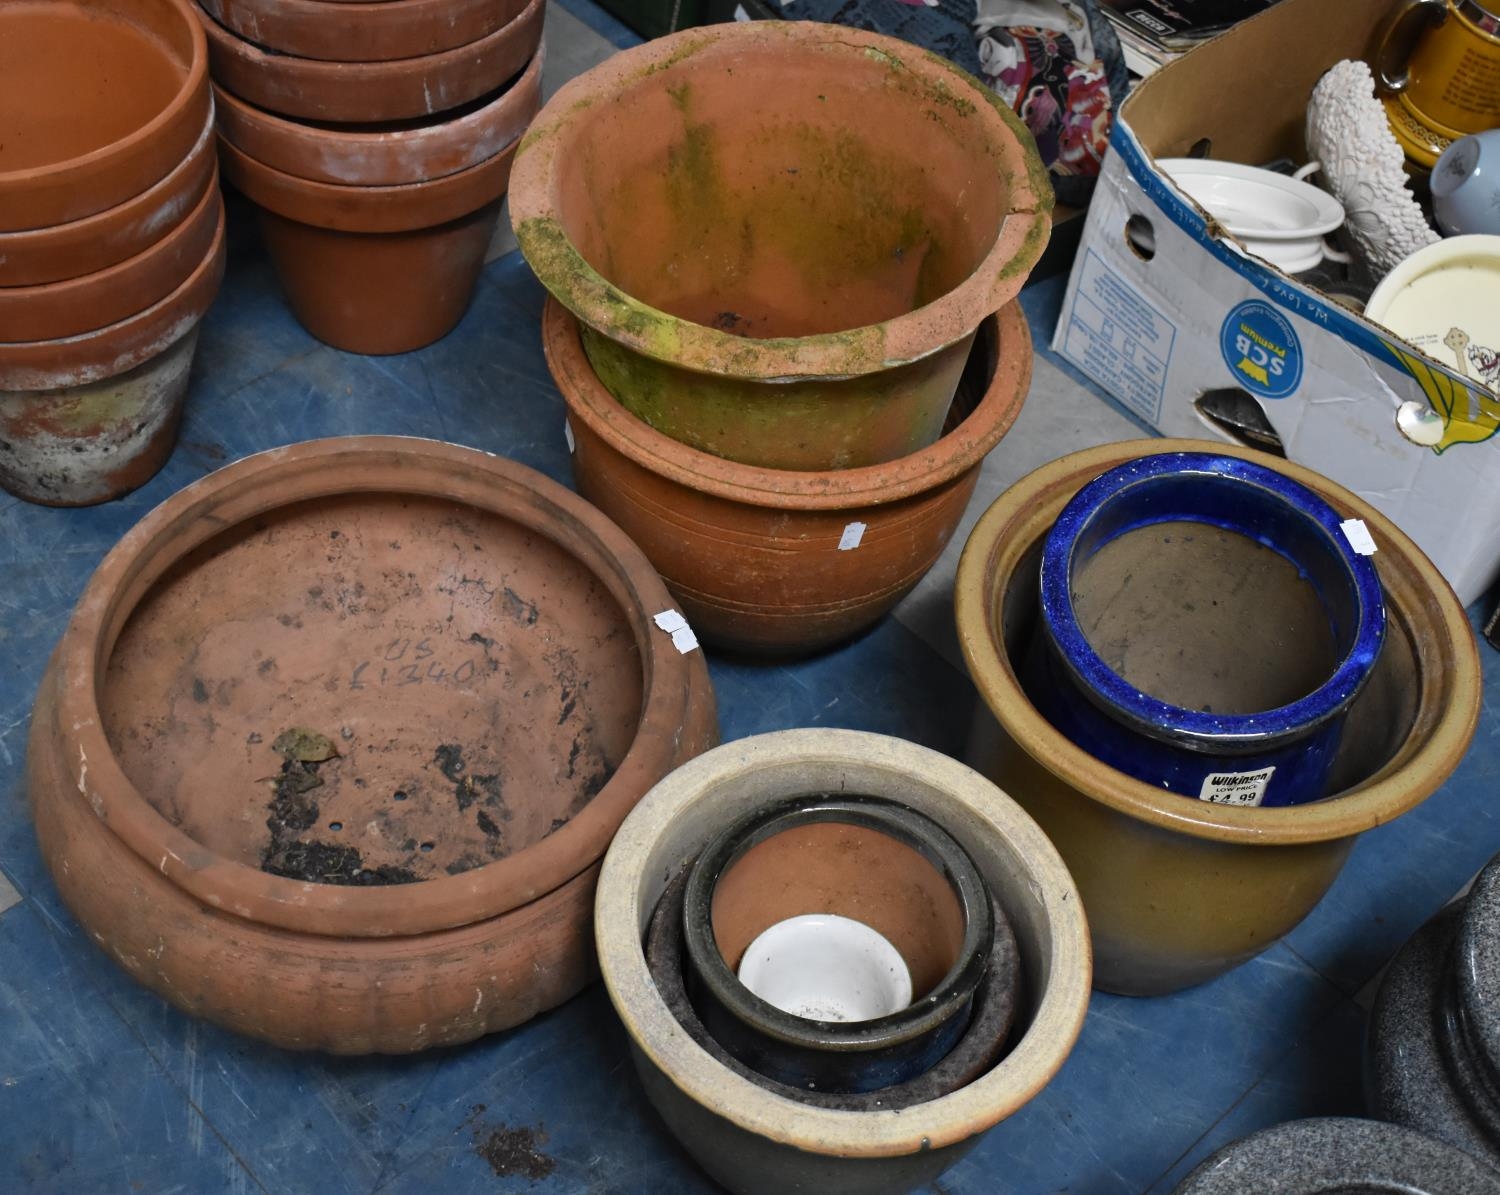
[
  {"left": 0, "top": 0, "right": 225, "bottom": 507},
  {"left": 197, "top": 0, "right": 546, "bottom": 354},
  {"left": 513, "top": 21, "right": 1054, "bottom": 657}
]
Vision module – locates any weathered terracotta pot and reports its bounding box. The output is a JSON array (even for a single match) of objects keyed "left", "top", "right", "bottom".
[
  {"left": 595, "top": 729, "right": 1089, "bottom": 1195},
  {"left": 213, "top": 47, "right": 542, "bottom": 186},
  {"left": 544, "top": 298, "right": 1030, "bottom": 655},
  {"left": 1172, "top": 1118, "right": 1500, "bottom": 1195},
  {"left": 511, "top": 21, "right": 1052, "bottom": 471},
  {"left": 219, "top": 137, "right": 517, "bottom": 354},
  {"left": 196, "top": 0, "right": 544, "bottom": 123},
  {"left": 0, "top": 110, "right": 217, "bottom": 287},
  {"left": 27, "top": 437, "right": 719, "bottom": 1052},
  {"left": 1, "top": 0, "right": 210, "bottom": 232},
  {"left": 0, "top": 199, "right": 225, "bottom": 506},
  {"left": 0, "top": 196, "right": 226, "bottom": 391},
  {"left": 200, "top": 0, "right": 526, "bottom": 62},
  {"left": 0, "top": 171, "right": 221, "bottom": 343},
  {"left": 956, "top": 439, "right": 1481, "bottom": 996}
]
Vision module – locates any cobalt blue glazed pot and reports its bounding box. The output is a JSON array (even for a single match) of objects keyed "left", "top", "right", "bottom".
[
  {"left": 682, "top": 795, "right": 995, "bottom": 1094},
  {"left": 1031, "top": 451, "right": 1385, "bottom": 808}
]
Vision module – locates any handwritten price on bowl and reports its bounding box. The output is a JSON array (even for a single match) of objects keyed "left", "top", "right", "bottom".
[{"left": 348, "top": 636, "right": 485, "bottom": 691}]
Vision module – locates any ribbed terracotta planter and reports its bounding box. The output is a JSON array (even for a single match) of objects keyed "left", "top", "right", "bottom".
[
  {"left": 511, "top": 21, "right": 1052, "bottom": 471},
  {"left": 0, "top": 198, "right": 226, "bottom": 506},
  {"left": 219, "top": 137, "right": 519, "bottom": 354},
  {"left": 956, "top": 439, "right": 1481, "bottom": 996},
  {"left": 200, "top": 0, "right": 526, "bottom": 62},
  {"left": 27, "top": 437, "right": 719, "bottom": 1053},
  {"left": 0, "top": 170, "right": 221, "bottom": 343},
  {"left": 595, "top": 729, "right": 1090, "bottom": 1195},
  {"left": 213, "top": 47, "right": 542, "bottom": 186},
  {"left": 1, "top": 0, "right": 210, "bottom": 232},
  {"left": 196, "top": 0, "right": 544, "bottom": 122},
  {"left": 544, "top": 298, "right": 1030, "bottom": 655},
  {"left": 0, "top": 110, "right": 217, "bottom": 287}
]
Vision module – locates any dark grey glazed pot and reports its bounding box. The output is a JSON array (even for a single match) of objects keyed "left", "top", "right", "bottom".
[
  {"left": 1173, "top": 1117, "right": 1500, "bottom": 1193},
  {"left": 1367, "top": 852, "right": 1500, "bottom": 1172}
]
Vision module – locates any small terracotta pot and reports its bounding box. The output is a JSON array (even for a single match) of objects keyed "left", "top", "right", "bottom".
[
  {"left": 1172, "top": 1118, "right": 1500, "bottom": 1195},
  {"left": 1, "top": 0, "right": 210, "bottom": 232},
  {"left": 956, "top": 439, "right": 1481, "bottom": 996},
  {"left": 595, "top": 729, "right": 1090, "bottom": 1195},
  {"left": 27, "top": 437, "right": 719, "bottom": 1052},
  {"left": 200, "top": 0, "right": 526, "bottom": 62},
  {"left": 0, "top": 195, "right": 226, "bottom": 392},
  {"left": 219, "top": 137, "right": 517, "bottom": 354},
  {"left": 0, "top": 109, "right": 217, "bottom": 287},
  {"left": 212, "top": 47, "right": 542, "bottom": 186},
  {"left": 511, "top": 21, "right": 1051, "bottom": 470},
  {"left": 647, "top": 865, "right": 1022, "bottom": 1113},
  {"left": 0, "top": 170, "right": 221, "bottom": 344},
  {"left": 0, "top": 199, "right": 226, "bottom": 505},
  {"left": 544, "top": 298, "right": 1030, "bottom": 655},
  {"left": 196, "top": 0, "right": 544, "bottom": 123},
  {"left": 682, "top": 796, "right": 995, "bottom": 1094}
]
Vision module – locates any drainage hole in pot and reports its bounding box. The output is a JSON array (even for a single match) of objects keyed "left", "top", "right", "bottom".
[
  {"left": 420, "top": 841, "right": 434, "bottom": 853},
  {"left": 328, "top": 822, "right": 343, "bottom": 832},
  {"left": 393, "top": 790, "right": 407, "bottom": 801},
  {"left": 1072, "top": 520, "right": 1339, "bottom": 714}
]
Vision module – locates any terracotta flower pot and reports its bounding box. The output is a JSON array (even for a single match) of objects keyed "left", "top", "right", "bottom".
[
  {"left": 955, "top": 439, "right": 1481, "bottom": 996},
  {"left": 196, "top": 0, "right": 544, "bottom": 123},
  {"left": 0, "top": 109, "right": 217, "bottom": 287},
  {"left": 0, "top": 197, "right": 226, "bottom": 506},
  {"left": 219, "top": 137, "right": 519, "bottom": 354},
  {"left": 511, "top": 21, "right": 1052, "bottom": 471},
  {"left": 1172, "top": 1118, "right": 1500, "bottom": 1195},
  {"left": 544, "top": 298, "right": 1030, "bottom": 655},
  {"left": 0, "top": 0, "right": 210, "bottom": 232},
  {"left": 595, "top": 729, "right": 1089, "bottom": 1195},
  {"left": 0, "top": 170, "right": 221, "bottom": 343},
  {"left": 27, "top": 437, "right": 719, "bottom": 1053},
  {"left": 212, "top": 47, "right": 542, "bottom": 186},
  {"left": 200, "top": 0, "right": 526, "bottom": 63}
]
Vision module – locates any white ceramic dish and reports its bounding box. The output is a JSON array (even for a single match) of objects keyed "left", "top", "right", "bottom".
[
  {"left": 737, "top": 914, "right": 913, "bottom": 1022},
  {"left": 1365, "top": 235, "right": 1500, "bottom": 392},
  {"left": 1159, "top": 158, "right": 1348, "bottom": 273}
]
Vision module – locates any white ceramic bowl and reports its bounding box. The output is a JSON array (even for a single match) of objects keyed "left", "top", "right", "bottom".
[{"left": 1159, "top": 158, "right": 1347, "bottom": 273}]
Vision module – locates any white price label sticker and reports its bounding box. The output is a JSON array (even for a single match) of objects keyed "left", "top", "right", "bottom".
[
  {"left": 1339, "top": 518, "right": 1376, "bottom": 556},
  {"left": 1198, "top": 766, "right": 1276, "bottom": 807},
  {"left": 838, "top": 521, "right": 867, "bottom": 551},
  {"left": 564, "top": 420, "right": 576, "bottom": 454},
  {"left": 652, "top": 609, "right": 700, "bottom": 654}
]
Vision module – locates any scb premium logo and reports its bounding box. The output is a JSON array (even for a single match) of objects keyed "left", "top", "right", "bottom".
[{"left": 1219, "top": 300, "right": 1303, "bottom": 399}]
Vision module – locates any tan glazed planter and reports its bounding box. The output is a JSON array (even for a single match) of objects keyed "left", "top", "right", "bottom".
[
  {"left": 595, "top": 729, "right": 1090, "bottom": 1195},
  {"left": 27, "top": 437, "right": 719, "bottom": 1051},
  {"left": 511, "top": 20, "right": 1052, "bottom": 470},
  {"left": 955, "top": 439, "right": 1481, "bottom": 996}
]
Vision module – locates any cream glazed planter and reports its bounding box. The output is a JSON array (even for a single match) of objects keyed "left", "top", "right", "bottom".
[{"left": 594, "top": 729, "right": 1091, "bottom": 1195}]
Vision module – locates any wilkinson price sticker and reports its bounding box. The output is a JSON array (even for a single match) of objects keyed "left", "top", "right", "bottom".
[{"left": 1197, "top": 766, "right": 1276, "bottom": 807}]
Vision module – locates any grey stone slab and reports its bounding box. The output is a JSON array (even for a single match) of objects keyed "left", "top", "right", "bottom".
[{"left": 0, "top": 869, "right": 18, "bottom": 919}]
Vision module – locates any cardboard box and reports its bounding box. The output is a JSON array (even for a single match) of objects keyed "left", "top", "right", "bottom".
[{"left": 1053, "top": 0, "right": 1500, "bottom": 605}]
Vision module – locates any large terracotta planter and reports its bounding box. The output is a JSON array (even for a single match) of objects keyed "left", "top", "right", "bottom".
[
  {"left": 219, "top": 136, "right": 522, "bottom": 354},
  {"left": 27, "top": 437, "right": 719, "bottom": 1053},
  {"left": 544, "top": 297, "right": 1030, "bottom": 655},
  {"left": 0, "top": 171, "right": 221, "bottom": 343},
  {"left": 196, "top": 0, "right": 544, "bottom": 122},
  {"left": 200, "top": 0, "right": 527, "bottom": 62},
  {"left": 595, "top": 729, "right": 1090, "bottom": 1195},
  {"left": 511, "top": 21, "right": 1052, "bottom": 471},
  {"left": 0, "top": 110, "right": 217, "bottom": 287},
  {"left": 213, "top": 47, "right": 542, "bottom": 186},
  {"left": 0, "top": 198, "right": 226, "bottom": 506},
  {"left": 1, "top": 0, "right": 210, "bottom": 231},
  {"left": 956, "top": 439, "right": 1481, "bottom": 996}
]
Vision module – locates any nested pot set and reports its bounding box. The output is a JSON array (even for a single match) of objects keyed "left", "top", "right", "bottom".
[{"left": 8, "top": 9, "right": 1492, "bottom": 1195}]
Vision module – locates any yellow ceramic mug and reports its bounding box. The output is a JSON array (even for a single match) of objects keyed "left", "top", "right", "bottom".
[{"left": 1377, "top": 0, "right": 1500, "bottom": 170}]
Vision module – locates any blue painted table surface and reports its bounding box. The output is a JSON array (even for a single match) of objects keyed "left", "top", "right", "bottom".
[{"left": 3, "top": 11, "right": 1499, "bottom": 1189}]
